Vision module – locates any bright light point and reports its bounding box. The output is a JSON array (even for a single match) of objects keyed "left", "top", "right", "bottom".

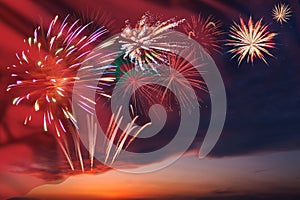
[
  {"left": 57, "top": 90, "right": 64, "bottom": 97},
  {"left": 12, "top": 97, "right": 19, "bottom": 105},
  {"left": 34, "top": 100, "right": 40, "bottom": 111}
]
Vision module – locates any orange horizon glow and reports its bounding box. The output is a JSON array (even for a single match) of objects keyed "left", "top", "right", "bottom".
[{"left": 26, "top": 150, "right": 300, "bottom": 199}]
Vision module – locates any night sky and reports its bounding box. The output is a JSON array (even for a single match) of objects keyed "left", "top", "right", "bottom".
[{"left": 0, "top": 0, "right": 300, "bottom": 199}]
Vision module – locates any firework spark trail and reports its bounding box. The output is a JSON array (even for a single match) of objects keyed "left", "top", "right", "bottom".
[
  {"left": 57, "top": 139, "right": 74, "bottom": 171},
  {"left": 119, "top": 13, "right": 185, "bottom": 72},
  {"left": 226, "top": 17, "right": 277, "bottom": 65},
  {"left": 104, "top": 106, "right": 123, "bottom": 164},
  {"left": 56, "top": 134, "right": 74, "bottom": 170},
  {"left": 111, "top": 118, "right": 134, "bottom": 165},
  {"left": 272, "top": 3, "right": 292, "bottom": 24},
  {"left": 182, "top": 14, "right": 223, "bottom": 54},
  {"left": 104, "top": 106, "right": 151, "bottom": 165},
  {"left": 6, "top": 15, "right": 113, "bottom": 171},
  {"left": 86, "top": 114, "right": 98, "bottom": 170},
  {"left": 111, "top": 116, "right": 151, "bottom": 165},
  {"left": 71, "top": 128, "right": 85, "bottom": 172},
  {"left": 124, "top": 119, "right": 151, "bottom": 150}
]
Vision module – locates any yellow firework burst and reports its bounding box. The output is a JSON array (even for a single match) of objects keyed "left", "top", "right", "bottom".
[
  {"left": 272, "top": 3, "right": 292, "bottom": 24},
  {"left": 227, "top": 17, "right": 277, "bottom": 65}
]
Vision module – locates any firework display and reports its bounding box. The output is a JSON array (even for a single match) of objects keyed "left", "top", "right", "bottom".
[
  {"left": 4, "top": 2, "right": 294, "bottom": 173},
  {"left": 1, "top": 1, "right": 300, "bottom": 200}
]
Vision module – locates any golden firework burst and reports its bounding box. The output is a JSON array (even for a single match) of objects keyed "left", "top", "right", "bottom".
[
  {"left": 272, "top": 3, "right": 292, "bottom": 24},
  {"left": 227, "top": 17, "right": 277, "bottom": 65}
]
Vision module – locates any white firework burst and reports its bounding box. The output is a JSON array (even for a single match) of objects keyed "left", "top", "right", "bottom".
[{"left": 119, "top": 14, "right": 185, "bottom": 72}]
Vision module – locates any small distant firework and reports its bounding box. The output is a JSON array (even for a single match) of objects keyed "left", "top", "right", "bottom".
[
  {"left": 119, "top": 13, "right": 185, "bottom": 72},
  {"left": 104, "top": 106, "right": 151, "bottom": 165},
  {"left": 158, "top": 52, "right": 207, "bottom": 109},
  {"left": 227, "top": 17, "right": 277, "bottom": 65},
  {"left": 6, "top": 15, "right": 110, "bottom": 171},
  {"left": 182, "top": 14, "right": 223, "bottom": 54},
  {"left": 272, "top": 3, "right": 292, "bottom": 24}
]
